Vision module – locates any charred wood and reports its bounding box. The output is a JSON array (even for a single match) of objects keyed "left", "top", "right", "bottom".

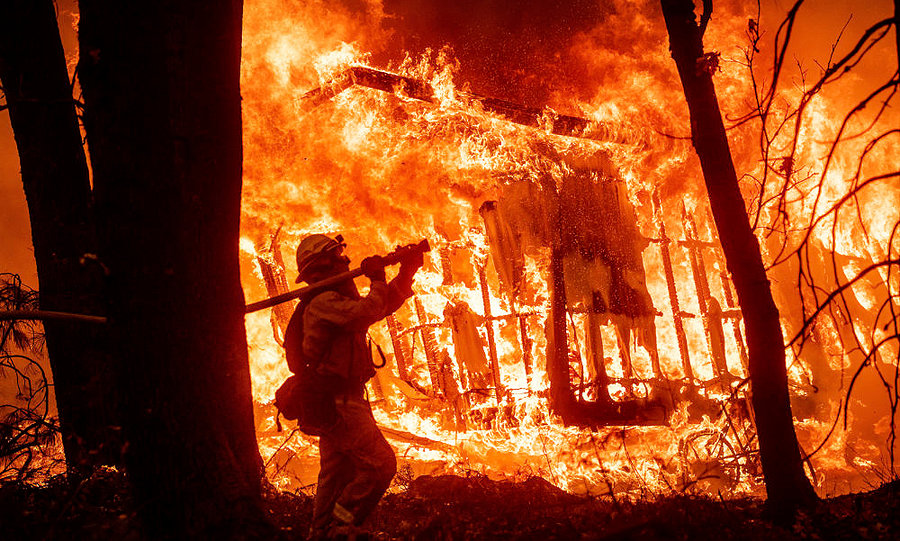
[
  {"left": 300, "top": 66, "right": 646, "bottom": 146},
  {"left": 681, "top": 209, "right": 731, "bottom": 380},
  {"left": 478, "top": 266, "right": 504, "bottom": 402},
  {"left": 515, "top": 305, "right": 535, "bottom": 384},
  {"left": 584, "top": 313, "right": 613, "bottom": 402},
  {"left": 651, "top": 194, "right": 694, "bottom": 380},
  {"left": 257, "top": 242, "right": 293, "bottom": 344},
  {"left": 386, "top": 315, "right": 411, "bottom": 381},
  {"left": 568, "top": 397, "right": 669, "bottom": 427},
  {"left": 267, "top": 229, "right": 295, "bottom": 337},
  {"left": 612, "top": 318, "right": 635, "bottom": 393},
  {"left": 439, "top": 248, "right": 454, "bottom": 286},
  {"left": 414, "top": 297, "right": 447, "bottom": 399},
  {"left": 545, "top": 208, "right": 576, "bottom": 420}
]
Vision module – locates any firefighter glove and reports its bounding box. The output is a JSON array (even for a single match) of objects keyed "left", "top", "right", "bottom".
[
  {"left": 399, "top": 249, "right": 424, "bottom": 278},
  {"left": 360, "top": 255, "right": 387, "bottom": 282}
]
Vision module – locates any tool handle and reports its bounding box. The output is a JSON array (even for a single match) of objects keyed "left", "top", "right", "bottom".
[{"left": 244, "top": 239, "right": 430, "bottom": 314}]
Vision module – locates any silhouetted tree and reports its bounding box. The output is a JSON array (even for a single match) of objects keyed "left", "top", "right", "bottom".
[
  {"left": 659, "top": 0, "right": 818, "bottom": 518},
  {"left": 0, "top": 0, "right": 120, "bottom": 472},
  {"left": 78, "top": 1, "right": 270, "bottom": 537},
  {"left": 736, "top": 0, "right": 899, "bottom": 475}
]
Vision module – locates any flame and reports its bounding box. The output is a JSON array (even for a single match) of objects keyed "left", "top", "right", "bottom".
[{"left": 239, "top": 0, "right": 898, "bottom": 498}]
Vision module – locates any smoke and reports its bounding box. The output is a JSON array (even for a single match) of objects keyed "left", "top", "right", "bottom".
[{"left": 372, "top": 0, "right": 614, "bottom": 108}]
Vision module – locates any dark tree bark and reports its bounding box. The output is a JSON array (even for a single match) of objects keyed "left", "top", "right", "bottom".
[
  {"left": 894, "top": 0, "right": 899, "bottom": 68},
  {"left": 78, "top": 1, "right": 269, "bottom": 537},
  {"left": 659, "top": 0, "right": 818, "bottom": 516},
  {"left": 0, "top": 0, "right": 120, "bottom": 471}
]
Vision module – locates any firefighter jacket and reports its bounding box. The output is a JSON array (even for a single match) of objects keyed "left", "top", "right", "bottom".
[{"left": 286, "top": 275, "right": 413, "bottom": 392}]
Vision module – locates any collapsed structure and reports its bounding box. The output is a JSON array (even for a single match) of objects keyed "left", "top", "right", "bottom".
[{"left": 254, "top": 67, "right": 751, "bottom": 434}]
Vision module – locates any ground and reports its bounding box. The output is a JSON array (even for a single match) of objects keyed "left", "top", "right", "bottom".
[{"left": 2, "top": 468, "right": 898, "bottom": 540}]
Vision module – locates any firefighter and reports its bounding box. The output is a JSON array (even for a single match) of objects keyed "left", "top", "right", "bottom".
[{"left": 284, "top": 233, "right": 423, "bottom": 540}]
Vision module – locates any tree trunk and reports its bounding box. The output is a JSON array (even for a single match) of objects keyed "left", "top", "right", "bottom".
[
  {"left": 894, "top": 0, "right": 899, "bottom": 69},
  {"left": 78, "top": 1, "right": 269, "bottom": 537},
  {"left": 659, "top": 0, "right": 818, "bottom": 516},
  {"left": 0, "top": 0, "right": 120, "bottom": 471}
]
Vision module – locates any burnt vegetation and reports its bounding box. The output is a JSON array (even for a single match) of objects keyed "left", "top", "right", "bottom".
[
  {"left": 733, "top": 0, "right": 900, "bottom": 479},
  {"left": 3, "top": 469, "right": 900, "bottom": 540},
  {"left": 0, "top": 274, "right": 60, "bottom": 484}
]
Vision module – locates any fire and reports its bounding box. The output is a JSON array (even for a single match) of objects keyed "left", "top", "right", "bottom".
[{"left": 239, "top": 0, "right": 898, "bottom": 498}]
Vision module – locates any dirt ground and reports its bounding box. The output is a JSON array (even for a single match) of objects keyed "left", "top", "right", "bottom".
[{"left": 3, "top": 467, "right": 898, "bottom": 540}]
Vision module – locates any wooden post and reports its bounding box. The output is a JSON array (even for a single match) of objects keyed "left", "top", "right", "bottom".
[
  {"left": 613, "top": 321, "right": 635, "bottom": 394},
  {"left": 515, "top": 305, "right": 534, "bottom": 386},
  {"left": 478, "top": 266, "right": 504, "bottom": 403},
  {"left": 547, "top": 245, "right": 575, "bottom": 420},
  {"left": 386, "top": 315, "right": 410, "bottom": 380},
  {"left": 414, "top": 297, "right": 446, "bottom": 399},
  {"left": 708, "top": 209, "right": 749, "bottom": 372},
  {"left": 681, "top": 207, "right": 730, "bottom": 380},
  {"left": 538, "top": 173, "right": 576, "bottom": 421},
  {"left": 652, "top": 192, "right": 694, "bottom": 380},
  {"left": 585, "top": 312, "right": 612, "bottom": 402}
]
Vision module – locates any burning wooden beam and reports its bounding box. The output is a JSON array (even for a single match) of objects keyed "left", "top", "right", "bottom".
[
  {"left": 651, "top": 192, "right": 694, "bottom": 380},
  {"left": 514, "top": 304, "right": 535, "bottom": 385},
  {"left": 708, "top": 209, "right": 749, "bottom": 371},
  {"left": 439, "top": 247, "right": 454, "bottom": 286},
  {"left": 380, "top": 426, "right": 457, "bottom": 453},
  {"left": 386, "top": 314, "right": 411, "bottom": 381},
  {"left": 299, "top": 66, "right": 646, "bottom": 146},
  {"left": 584, "top": 312, "right": 612, "bottom": 402},
  {"left": 414, "top": 296, "right": 448, "bottom": 399},
  {"left": 256, "top": 229, "right": 294, "bottom": 343},
  {"left": 477, "top": 266, "right": 504, "bottom": 403},
  {"left": 681, "top": 208, "right": 731, "bottom": 381},
  {"left": 547, "top": 244, "right": 575, "bottom": 420}
]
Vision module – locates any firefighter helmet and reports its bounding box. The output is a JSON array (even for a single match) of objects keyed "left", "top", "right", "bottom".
[{"left": 295, "top": 233, "right": 345, "bottom": 283}]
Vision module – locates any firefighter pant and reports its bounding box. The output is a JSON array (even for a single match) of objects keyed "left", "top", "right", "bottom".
[{"left": 311, "top": 395, "right": 397, "bottom": 537}]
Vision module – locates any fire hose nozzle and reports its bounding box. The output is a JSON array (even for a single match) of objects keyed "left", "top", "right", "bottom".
[{"left": 381, "top": 239, "right": 431, "bottom": 266}]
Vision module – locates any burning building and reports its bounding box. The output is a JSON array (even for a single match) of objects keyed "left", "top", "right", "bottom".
[
  {"left": 241, "top": 64, "right": 763, "bottom": 495},
  {"left": 237, "top": 0, "right": 897, "bottom": 501}
]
